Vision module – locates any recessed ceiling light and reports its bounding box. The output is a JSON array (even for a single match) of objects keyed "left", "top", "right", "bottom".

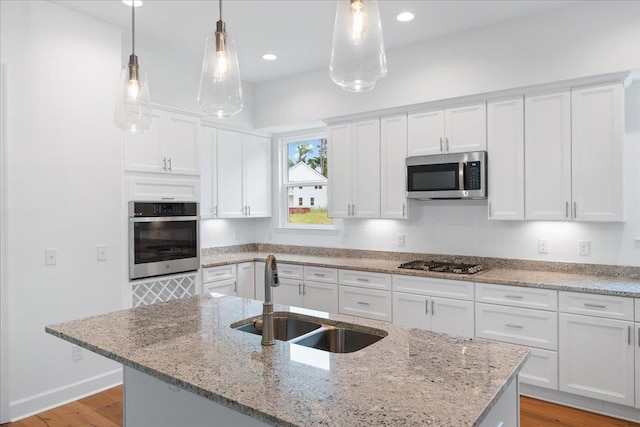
[
  {"left": 396, "top": 12, "right": 414, "bottom": 22},
  {"left": 122, "top": 0, "right": 143, "bottom": 7},
  {"left": 262, "top": 54, "right": 278, "bottom": 61}
]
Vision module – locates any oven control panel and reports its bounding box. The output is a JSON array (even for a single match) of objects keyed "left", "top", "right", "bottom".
[{"left": 130, "top": 202, "right": 198, "bottom": 217}]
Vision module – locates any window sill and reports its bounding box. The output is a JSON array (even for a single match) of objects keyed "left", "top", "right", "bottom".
[{"left": 273, "top": 226, "right": 339, "bottom": 235}]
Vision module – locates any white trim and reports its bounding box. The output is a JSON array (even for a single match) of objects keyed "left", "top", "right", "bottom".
[
  {"left": 8, "top": 368, "right": 122, "bottom": 422},
  {"left": 0, "top": 63, "right": 8, "bottom": 424}
]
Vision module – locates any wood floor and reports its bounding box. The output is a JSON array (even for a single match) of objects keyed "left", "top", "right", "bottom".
[{"left": 2, "top": 388, "right": 638, "bottom": 427}]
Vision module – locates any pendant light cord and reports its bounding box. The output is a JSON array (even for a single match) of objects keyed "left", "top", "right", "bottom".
[
  {"left": 131, "top": 2, "right": 135, "bottom": 55},
  {"left": 219, "top": 0, "right": 223, "bottom": 21}
]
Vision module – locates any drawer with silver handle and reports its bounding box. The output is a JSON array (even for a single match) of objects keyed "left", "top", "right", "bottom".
[
  {"left": 476, "top": 283, "right": 557, "bottom": 311},
  {"left": 202, "top": 264, "right": 236, "bottom": 283},
  {"left": 304, "top": 266, "right": 338, "bottom": 283},
  {"left": 339, "top": 285, "right": 392, "bottom": 322},
  {"left": 339, "top": 269, "right": 392, "bottom": 291},
  {"left": 277, "top": 263, "right": 304, "bottom": 279},
  {"left": 392, "top": 275, "right": 474, "bottom": 301},
  {"left": 559, "top": 291, "right": 633, "bottom": 321}
]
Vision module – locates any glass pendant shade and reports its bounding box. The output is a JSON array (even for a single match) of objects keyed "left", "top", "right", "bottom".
[
  {"left": 330, "top": 0, "right": 387, "bottom": 92},
  {"left": 115, "top": 54, "right": 152, "bottom": 133},
  {"left": 198, "top": 21, "right": 244, "bottom": 118}
]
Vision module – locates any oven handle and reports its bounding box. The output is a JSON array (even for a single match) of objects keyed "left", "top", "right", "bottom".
[{"left": 130, "top": 216, "right": 199, "bottom": 223}]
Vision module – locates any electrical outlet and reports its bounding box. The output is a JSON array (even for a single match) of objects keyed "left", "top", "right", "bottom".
[
  {"left": 397, "top": 235, "right": 405, "bottom": 247},
  {"left": 538, "top": 239, "right": 548, "bottom": 254},
  {"left": 97, "top": 245, "right": 108, "bottom": 261},
  {"left": 72, "top": 345, "right": 82, "bottom": 361},
  {"left": 45, "top": 248, "right": 57, "bottom": 265},
  {"left": 579, "top": 240, "right": 591, "bottom": 256}
]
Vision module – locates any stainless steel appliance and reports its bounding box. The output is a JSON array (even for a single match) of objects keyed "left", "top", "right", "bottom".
[
  {"left": 129, "top": 201, "right": 199, "bottom": 280},
  {"left": 406, "top": 151, "right": 487, "bottom": 200},
  {"left": 398, "top": 260, "right": 485, "bottom": 275}
]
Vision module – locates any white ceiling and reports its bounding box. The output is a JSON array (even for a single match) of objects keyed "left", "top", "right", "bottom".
[{"left": 50, "top": 0, "right": 583, "bottom": 84}]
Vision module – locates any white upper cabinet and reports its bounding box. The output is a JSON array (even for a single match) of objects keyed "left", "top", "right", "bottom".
[
  {"left": 124, "top": 108, "right": 200, "bottom": 176},
  {"left": 487, "top": 96, "right": 524, "bottom": 220},
  {"left": 525, "top": 90, "right": 572, "bottom": 221},
  {"left": 571, "top": 83, "right": 624, "bottom": 222},
  {"left": 525, "top": 83, "right": 624, "bottom": 222},
  {"left": 328, "top": 119, "right": 381, "bottom": 219},
  {"left": 212, "top": 129, "right": 271, "bottom": 218},
  {"left": 380, "top": 114, "right": 408, "bottom": 219},
  {"left": 407, "top": 102, "right": 486, "bottom": 157},
  {"left": 200, "top": 127, "right": 217, "bottom": 218}
]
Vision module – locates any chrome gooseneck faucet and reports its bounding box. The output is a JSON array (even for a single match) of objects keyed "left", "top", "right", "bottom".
[{"left": 261, "top": 254, "right": 280, "bottom": 346}]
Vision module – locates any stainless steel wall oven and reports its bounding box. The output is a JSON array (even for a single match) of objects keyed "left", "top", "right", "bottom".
[{"left": 128, "top": 201, "right": 199, "bottom": 280}]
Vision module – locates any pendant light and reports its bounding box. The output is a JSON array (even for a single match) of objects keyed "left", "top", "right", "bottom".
[
  {"left": 115, "top": 1, "right": 152, "bottom": 133},
  {"left": 329, "top": 0, "right": 387, "bottom": 92},
  {"left": 197, "top": 0, "right": 243, "bottom": 118}
]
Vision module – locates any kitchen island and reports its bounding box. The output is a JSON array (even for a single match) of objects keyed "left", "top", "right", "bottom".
[{"left": 47, "top": 295, "right": 528, "bottom": 426}]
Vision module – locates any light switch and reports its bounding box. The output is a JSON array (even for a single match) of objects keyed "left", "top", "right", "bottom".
[
  {"left": 45, "top": 248, "right": 57, "bottom": 265},
  {"left": 97, "top": 245, "right": 108, "bottom": 261}
]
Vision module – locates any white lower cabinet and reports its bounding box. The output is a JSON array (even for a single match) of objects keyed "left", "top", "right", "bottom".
[
  {"left": 340, "top": 285, "right": 392, "bottom": 322},
  {"left": 236, "top": 262, "right": 255, "bottom": 299},
  {"left": 272, "top": 264, "right": 338, "bottom": 313},
  {"left": 203, "top": 278, "right": 236, "bottom": 295},
  {"left": 558, "top": 312, "right": 634, "bottom": 406},
  {"left": 636, "top": 322, "right": 640, "bottom": 409},
  {"left": 478, "top": 378, "right": 519, "bottom": 427},
  {"left": 393, "top": 292, "right": 474, "bottom": 338},
  {"left": 202, "top": 264, "right": 237, "bottom": 296},
  {"left": 255, "top": 262, "right": 265, "bottom": 301},
  {"left": 518, "top": 348, "right": 558, "bottom": 390}
]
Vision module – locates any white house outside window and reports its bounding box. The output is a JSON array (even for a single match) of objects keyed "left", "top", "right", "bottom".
[{"left": 282, "top": 134, "right": 332, "bottom": 227}]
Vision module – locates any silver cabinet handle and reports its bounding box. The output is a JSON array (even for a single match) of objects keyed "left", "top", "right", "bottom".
[
  {"left": 425, "top": 300, "right": 429, "bottom": 315},
  {"left": 431, "top": 300, "right": 435, "bottom": 315},
  {"left": 356, "top": 301, "right": 370, "bottom": 306},
  {"left": 234, "top": 283, "right": 237, "bottom": 293},
  {"left": 162, "top": 157, "right": 167, "bottom": 171},
  {"left": 439, "top": 137, "right": 443, "bottom": 152},
  {"left": 313, "top": 273, "right": 325, "bottom": 277},
  {"left": 584, "top": 303, "right": 606, "bottom": 309},
  {"left": 445, "top": 137, "right": 449, "bottom": 152},
  {"left": 282, "top": 270, "right": 292, "bottom": 274},
  {"left": 347, "top": 204, "right": 352, "bottom": 216},
  {"left": 573, "top": 201, "right": 577, "bottom": 219},
  {"left": 215, "top": 272, "right": 226, "bottom": 276},
  {"left": 168, "top": 157, "right": 172, "bottom": 171},
  {"left": 505, "top": 323, "right": 523, "bottom": 329},
  {"left": 302, "top": 284, "right": 306, "bottom": 295},
  {"left": 488, "top": 202, "right": 493, "bottom": 218},
  {"left": 402, "top": 203, "right": 406, "bottom": 217},
  {"left": 352, "top": 204, "right": 356, "bottom": 216},
  {"left": 565, "top": 201, "right": 569, "bottom": 218},
  {"left": 248, "top": 205, "right": 251, "bottom": 216},
  {"left": 161, "top": 197, "right": 175, "bottom": 200},
  {"left": 298, "top": 283, "right": 302, "bottom": 295},
  {"left": 504, "top": 294, "right": 523, "bottom": 299},
  {"left": 214, "top": 205, "right": 218, "bottom": 217},
  {"left": 356, "top": 278, "right": 369, "bottom": 282}
]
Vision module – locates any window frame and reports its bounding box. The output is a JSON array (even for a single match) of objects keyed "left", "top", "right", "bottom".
[{"left": 279, "top": 132, "right": 334, "bottom": 230}]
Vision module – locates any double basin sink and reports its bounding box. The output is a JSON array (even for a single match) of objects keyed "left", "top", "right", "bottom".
[{"left": 231, "top": 312, "right": 387, "bottom": 353}]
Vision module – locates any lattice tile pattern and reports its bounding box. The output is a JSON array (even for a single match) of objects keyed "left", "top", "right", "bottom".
[{"left": 132, "top": 274, "right": 196, "bottom": 307}]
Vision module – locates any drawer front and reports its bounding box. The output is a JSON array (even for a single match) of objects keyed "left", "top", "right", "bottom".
[
  {"left": 203, "top": 278, "right": 236, "bottom": 296},
  {"left": 392, "top": 274, "right": 474, "bottom": 301},
  {"left": 277, "top": 263, "right": 304, "bottom": 279},
  {"left": 202, "top": 264, "right": 236, "bottom": 283},
  {"left": 519, "top": 348, "right": 558, "bottom": 390},
  {"left": 339, "top": 285, "right": 392, "bottom": 322},
  {"left": 475, "top": 303, "right": 558, "bottom": 350},
  {"left": 559, "top": 291, "right": 633, "bottom": 321},
  {"left": 304, "top": 266, "right": 338, "bottom": 284},
  {"left": 476, "top": 283, "right": 558, "bottom": 311},
  {"left": 339, "top": 269, "right": 392, "bottom": 291}
]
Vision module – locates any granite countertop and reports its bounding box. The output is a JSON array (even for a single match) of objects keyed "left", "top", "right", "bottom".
[
  {"left": 47, "top": 296, "right": 528, "bottom": 427},
  {"left": 201, "top": 251, "right": 640, "bottom": 298}
]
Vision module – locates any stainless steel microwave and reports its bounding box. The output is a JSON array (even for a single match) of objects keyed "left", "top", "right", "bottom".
[{"left": 406, "top": 151, "right": 487, "bottom": 200}]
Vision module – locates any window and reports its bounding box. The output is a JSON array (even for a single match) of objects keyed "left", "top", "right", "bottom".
[{"left": 282, "top": 134, "right": 332, "bottom": 226}]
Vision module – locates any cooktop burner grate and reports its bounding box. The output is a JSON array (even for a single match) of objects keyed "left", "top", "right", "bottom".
[{"left": 398, "top": 260, "right": 485, "bottom": 275}]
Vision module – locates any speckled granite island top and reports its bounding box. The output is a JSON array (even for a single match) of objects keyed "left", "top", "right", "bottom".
[
  {"left": 201, "top": 250, "right": 640, "bottom": 297},
  {"left": 47, "top": 296, "right": 528, "bottom": 426}
]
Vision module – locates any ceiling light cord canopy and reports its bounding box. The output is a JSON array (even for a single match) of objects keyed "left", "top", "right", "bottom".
[
  {"left": 115, "top": 1, "right": 152, "bottom": 133},
  {"left": 330, "top": 0, "right": 387, "bottom": 92},
  {"left": 197, "top": 0, "right": 244, "bottom": 118}
]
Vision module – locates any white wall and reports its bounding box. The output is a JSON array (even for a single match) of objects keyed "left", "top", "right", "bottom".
[
  {"left": 200, "top": 219, "right": 258, "bottom": 248},
  {"left": 252, "top": 2, "right": 640, "bottom": 267},
  {"left": 1, "top": 1, "right": 123, "bottom": 421},
  {"left": 253, "top": 1, "right": 640, "bottom": 130}
]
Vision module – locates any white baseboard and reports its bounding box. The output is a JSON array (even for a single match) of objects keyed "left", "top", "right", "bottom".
[
  {"left": 520, "top": 383, "right": 640, "bottom": 423},
  {"left": 9, "top": 368, "right": 123, "bottom": 422}
]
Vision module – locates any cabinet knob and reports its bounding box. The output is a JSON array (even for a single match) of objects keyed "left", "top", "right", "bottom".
[
  {"left": 162, "top": 157, "right": 167, "bottom": 171},
  {"left": 168, "top": 157, "right": 172, "bottom": 172}
]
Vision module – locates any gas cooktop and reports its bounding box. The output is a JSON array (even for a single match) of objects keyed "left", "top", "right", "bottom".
[{"left": 398, "top": 260, "right": 485, "bottom": 275}]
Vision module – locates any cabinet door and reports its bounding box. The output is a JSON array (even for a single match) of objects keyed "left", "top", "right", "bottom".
[
  {"left": 124, "top": 109, "right": 165, "bottom": 173},
  {"left": 487, "top": 97, "right": 524, "bottom": 220},
  {"left": 392, "top": 292, "right": 429, "bottom": 330},
  {"left": 327, "top": 124, "right": 352, "bottom": 218},
  {"left": 430, "top": 297, "right": 474, "bottom": 338},
  {"left": 380, "top": 114, "right": 408, "bottom": 219},
  {"left": 407, "top": 109, "right": 444, "bottom": 156},
  {"left": 200, "top": 127, "right": 217, "bottom": 218},
  {"left": 445, "top": 102, "right": 487, "bottom": 153},
  {"left": 164, "top": 112, "right": 200, "bottom": 175},
  {"left": 254, "top": 262, "right": 265, "bottom": 302},
  {"left": 236, "top": 262, "right": 255, "bottom": 299},
  {"left": 571, "top": 83, "right": 624, "bottom": 222},
  {"left": 636, "top": 323, "right": 640, "bottom": 409},
  {"left": 303, "top": 281, "right": 338, "bottom": 314},
  {"left": 351, "top": 118, "right": 380, "bottom": 218},
  {"left": 243, "top": 135, "right": 271, "bottom": 217},
  {"left": 525, "top": 91, "right": 571, "bottom": 220},
  {"left": 272, "top": 278, "right": 303, "bottom": 308},
  {"left": 559, "top": 313, "right": 634, "bottom": 406},
  {"left": 216, "top": 129, "right": 245, "bottom": 217}
]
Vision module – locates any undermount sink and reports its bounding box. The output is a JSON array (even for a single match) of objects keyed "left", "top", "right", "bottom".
[
  {"left": 231, "top": 312, "right": 387, "bottom": 353},
  {"left": 293, "top": 327, "right": 385, "bottom": 354},
  {"left": 232, "top": 315, "right": 322, "bottom": 341}
]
